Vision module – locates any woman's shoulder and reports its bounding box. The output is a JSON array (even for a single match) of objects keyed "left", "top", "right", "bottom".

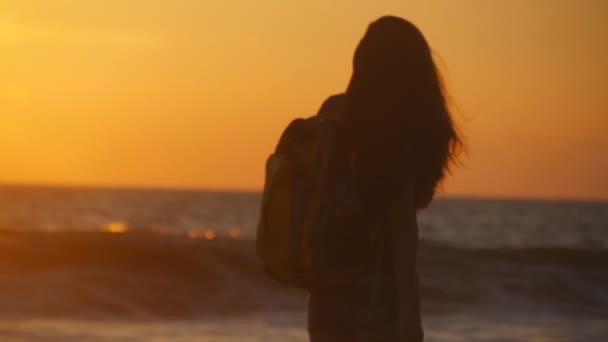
[{"left": 317, "top": 93, "right": 345, "bottom": 115}]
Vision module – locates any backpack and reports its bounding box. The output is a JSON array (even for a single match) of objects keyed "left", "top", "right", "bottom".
[{"left": 256, "top": 95, "right": 377, "bottom": 290}]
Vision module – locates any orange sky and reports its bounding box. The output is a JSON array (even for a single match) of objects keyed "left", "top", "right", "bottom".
[{"left": 1, "top": 0, "right": 607, "bottom": 200}]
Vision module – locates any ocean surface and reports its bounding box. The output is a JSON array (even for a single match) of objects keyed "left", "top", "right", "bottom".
[{"left": 1, "top": 185, "right": 607, "bottom": 341}]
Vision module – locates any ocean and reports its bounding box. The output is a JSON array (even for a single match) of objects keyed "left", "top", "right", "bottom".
[{"left": 0, "top": 185, "right": 607, "bottom": 341}]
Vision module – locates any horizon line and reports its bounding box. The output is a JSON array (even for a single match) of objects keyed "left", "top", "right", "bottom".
[{"left": 1, "top": 181, "right": 607, "bottom": 204}]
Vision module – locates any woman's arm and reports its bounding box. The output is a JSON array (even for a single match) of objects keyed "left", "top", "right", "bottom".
[{"left": 389, "top": 174, "right": 424, "bottom": 341}]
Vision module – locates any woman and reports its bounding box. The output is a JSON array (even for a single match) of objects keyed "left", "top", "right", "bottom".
[{"left": 308, "top": 16, "right": 463, "bottom": 341}]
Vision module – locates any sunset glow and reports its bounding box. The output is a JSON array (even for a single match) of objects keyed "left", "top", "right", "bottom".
[
  {"left": 104, "top": 222, "right": 128, "bottom": 234},
  {"left": 1, "top": 0, "right": 607, "bottom": 200}
]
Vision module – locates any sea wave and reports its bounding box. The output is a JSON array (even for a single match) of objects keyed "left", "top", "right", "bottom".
[{"left": 1, "top": 230, "right": 606, "bottom": 319}]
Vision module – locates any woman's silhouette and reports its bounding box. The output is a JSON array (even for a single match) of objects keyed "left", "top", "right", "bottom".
[{"left": 307, "top": 16, "right": 463, "bottom": 341}]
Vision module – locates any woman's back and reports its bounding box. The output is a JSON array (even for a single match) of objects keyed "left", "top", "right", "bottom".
[
  {"left": 308, "top": 208, "right": 417, "bottom": 341},
  {"left": 306, "top": 15, "right": 463, "bottom": 342}
]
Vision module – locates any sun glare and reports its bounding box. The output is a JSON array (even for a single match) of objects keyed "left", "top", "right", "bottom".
[
  {"left": 188, "top": 228, "right": 217, "bottom": 240},
  {"left": 203, "top": 229, "right": 217, "bottom": 240},
  {"left": 228, "top": 227, "right": 240, "bottom": 239},
  {"left": 103, "top": 222, "right": 128, "bottom": 234}
]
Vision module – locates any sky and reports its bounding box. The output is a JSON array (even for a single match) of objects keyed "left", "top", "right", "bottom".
[{"left": 1, "top": 0, "right": 607, "bottom": 200}]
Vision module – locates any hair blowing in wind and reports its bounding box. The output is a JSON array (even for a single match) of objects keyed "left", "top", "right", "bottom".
[{"left": 341, "top": 16, "right": 464, "bottom": 209}]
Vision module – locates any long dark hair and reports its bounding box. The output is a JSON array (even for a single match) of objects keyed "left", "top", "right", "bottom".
[{"left": 341, "top": 16, "right": 463, "bottom": 209}]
